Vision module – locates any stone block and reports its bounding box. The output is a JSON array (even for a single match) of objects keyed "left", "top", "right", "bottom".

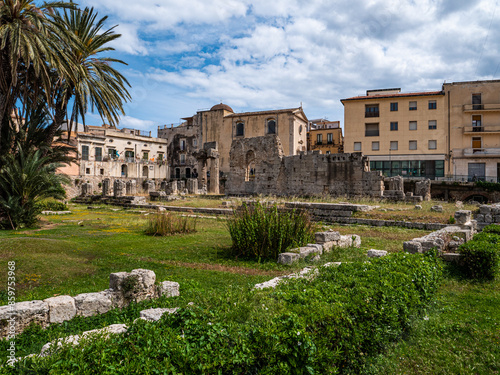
[
  {"left": 367, "top": 249, "right": 388, "bottom": 258},
  {"left": 277, "top": 252, "right": 300, "bottom": 265},
  {"left": 337, "top": 235, "right": 361, "bottom": 248},
  {"left": 139, "top": 308, "right": 178, "bottom": 322},
  {"left": 321, "top": 241, "right": 337, "bottom": 252},
  {"left": 403, "top": 240, "right": 422, "bottom": 254},
  {"left": 441, "top": 253, "right": 463, "bottom": 263},
  {"left": 74, "top": 291, "right": 115, "bottom": 317},
  {"left": 479, "top": 205, "right": 492, "bottom": 215},
  {"left": 431, "top": 205, "right": 443, "bottom": 212},
  {"left": 297, "top": 246, "right": 322, "bottom": 259},
  {"left": 43, "top": 295, "right": 76, "bottom": 324},
  {"left": 314, "top": 231, "right": 340, "bottom": 244},
  {"left": 306, "top": 243, "right": 323, "bottom": 253},
  {"left": 157, "top": 281, "right": 180, "bottom": 298},
  {"left": 0, "top": 300, "right": 49, "bottom": 336},
  {"left": 475, "top": 214, "right": 485, "bottom": 222},
  {"left": 415, "top": 205, "right": 422, "bottom": 210},
  {"left": 485, "top": 214, "right": 493, "bottom": 223},
  {"left": 454, "top": 210, "right": 472, "bottom": 225}
]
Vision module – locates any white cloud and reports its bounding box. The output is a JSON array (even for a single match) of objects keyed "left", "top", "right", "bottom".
[
  {"left": 111, "top": 23, "right": 149, "bottom": 55},
  {"left": 118, "top": 115, "right": 157, "bottom": 130}
]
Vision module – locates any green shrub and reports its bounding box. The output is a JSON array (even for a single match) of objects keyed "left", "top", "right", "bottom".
[
  {"left": 226, "top": 202, "right": 314, "bottom": 261},
  {"left": 482, "top": 224, "right": 500, "bottom": 235},
  {"left": 459, "top": 240, "right": 500, "bottom": 280},
  {"left": 36, "top": 198, "right": 68, "bottom": 212},
  {"left": 144, "top": 212, "right": 197, "bottom": 236},
  {"left": 470, "top": 231, "right": 500, "bottom": 244}
]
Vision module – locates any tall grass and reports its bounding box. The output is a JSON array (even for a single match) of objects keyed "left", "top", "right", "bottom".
[
  {"left": 144, "top": 212, "right": 197, "bottom": 236},
  {"left": 226, "top": 202, "right": 314, "bottom": 261}
]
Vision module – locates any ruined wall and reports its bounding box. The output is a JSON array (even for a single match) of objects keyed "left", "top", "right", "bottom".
[{"left": 227, "top": 136, "right": 384, "bottom": 197}]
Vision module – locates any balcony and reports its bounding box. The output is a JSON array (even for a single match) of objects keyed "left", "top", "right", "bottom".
[
  {"left": 463, "top": 125, "right": 500, "bottom": 134},
  {"left": 462, "top": 147, "right": 500, "bottom": 157},
  {"left": 463, "top": 103, "right": 500, "bottom": 112},
  {"left": 365, "top": 111, "right": 379, "bottom": 118}
]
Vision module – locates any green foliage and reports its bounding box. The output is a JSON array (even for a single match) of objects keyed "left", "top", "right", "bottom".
[
  {"left": 482, "top": 223, "right": 500, "bottom": 235},
  {"left": 144, "top": 212, "right": 197, "bottom": 236},
  {"left": 36, "top": 198, "right": 68, "bottom": 212},
  {"left": 4, "top": 253, "right": 442, "bottom": 374},
  {"left": 226, "top": 202, "right": 315, "bottom": 261},
  {"left": 475, "top": 180, "right": 500, "bottom": 192},
  {"left": 447, "top": 216, "right": 456, "bottom": 224},
  {"left": 0, "top": 146, "right": 69, "bottom": 229},
  {"left": 459, "top": 239, "right": 500, "bottom": 280}
]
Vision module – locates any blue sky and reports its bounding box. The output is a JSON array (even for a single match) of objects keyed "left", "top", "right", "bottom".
[{"left": 79, "top": 0, "right": 500, "bottom": 134}]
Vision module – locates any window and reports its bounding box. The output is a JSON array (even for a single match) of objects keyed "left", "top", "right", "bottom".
[
  {"left": 390, "top": 141, "right": 398, "bottom": 150},
  {"left": 354, "top": 142, "right": 362, "bottom": 151},
  {"left": 390, "top": 102, "right": 398, "bottom": 111},
  {"left": 390, "top": 122, "right": 398, "bottom": 131},
  {"left": 472, "top": 115, "right": 482, "bottom": 131},
  {"left": 428, "top": 140, "right": 437, "bottom": 150},
  {"left": 409, "top": 101, "right": 417, "bottom": 111},
  {"left": 472, "top": 94, "right": 482, "bottom": 110},
  {"left": 108, "top": 148, "right": 117, "bottom": 159},
  {"left": 472, "top": 137, "right": 482, "bottom": 152},
  {"left": 372, "top": 141, "right": 379, "bottom": 151},
  {"left": 236, "top": 122, "right": 244, "bottom": 136},
  {"left": 180, "top": 154, "right": 186, "bottom": 164},
  {"left": 428, "top": 120, "right": 437, "bottom": 130},
  {"left": 100, "top": 168, "right": 104, "bottom": 175},
  {"left": 409, "top": 140, "right": 417, "bottom": 150},
  {"left": 85, "top": 168, "right": 90, "bottom": 174},
  {"left": 316, "top": 134, "right": 323, "bottom": 145},
  {"left": 267, "top": 119, "right": 276, "bottom": 134},
  {"left": 143, "top": 152, "right": 149, "bottom": 160},
  {"left": 326, "top": 151, "right": 331, "bottom": 154},
  {"left": 180, "top": 139, "right": 186, "bottom": 151},
  {"left": 157, "top": 153, "right": 164, "bottom": 161},
  {"left": 365, "top": 123, "right": 379, "bottom": 137},
  {"left": 365, "top": 104, "right": 379, "bottom": 118},
  {"left": 409, "top": 121, "right": 417, "bottom": 130},
  {"left": 428, "top": 100, "right": 437, "bottom": 109},
  {"left": 192, "top": 139, "right": 197, "bottom": 147},
  {"left": 327, "top": 133, "right": 333, "bottom": 144},
  {"left": 125, "top": 150, "right": 134, "bottom": 161},
  {"left": 95, "top": 147, "right": 102, "bottom": 161},
  {"left": 81, "top": 145, "right": 89, "bottom": 161}
]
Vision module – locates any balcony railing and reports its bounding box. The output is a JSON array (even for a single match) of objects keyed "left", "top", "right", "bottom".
[
  {"left": 316, "top": 141, "right": 323, "bottom": 145},
  {"left": 463, "top": 147, "right": 500, "bottom": 156},
  {"left": 463, "top": 103, "right": 500, "bottom": 111},
  {"left": 365, "top": 111, "right": 379, "bottom": 118},
  {"left": 463, "top": 125, "right": 500, "bottom": 133},
  {"left": 365, "top": 130, "right": 379, "bottom": 137}
]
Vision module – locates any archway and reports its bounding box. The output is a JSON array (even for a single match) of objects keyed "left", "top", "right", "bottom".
[
  {"left": 121, "top": 164, "right": 128, "bottom": 177},
  {"left": 245, "top": 150, "right": 256, "bottom": 181},
  {"left": 185, "top": 167, "right": 191, "bottom": 178}
]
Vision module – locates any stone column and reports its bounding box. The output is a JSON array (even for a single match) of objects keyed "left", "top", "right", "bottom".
[
  {"left": 102, "top": 179, "right": 110, "bottom": 196},
  {"left": 113, "top": 180, "right": 124, "bottom": 197},
  {"left": 126, "top": 180, "right": 137, "bottom": 195},
  {"left": 209, "top": 157, "right": 220, "bottom": 194},
  {"left": 198, "top": 159, "right": 207, "bottom": 192}
]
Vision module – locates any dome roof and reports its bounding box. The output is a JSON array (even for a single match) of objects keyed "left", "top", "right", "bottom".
[{"left": 210, "top": 103, "right": 233, "bottom": 112}]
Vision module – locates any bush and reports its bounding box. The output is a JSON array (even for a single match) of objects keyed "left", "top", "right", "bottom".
[
  {"left": 482, "top": 224, "right": 500, "bottom": 235},
  {"left": 144, "top": 212, "right": 197, "bottom": 236},
  {"left": 226, "top": 202, "right": 315, "bottom": 261},
  {"left": 459, "top": 240, "right": 500, "bottom": 280},
  {"left": 36, "top": 198, "right": 68, "bottom": 212}
]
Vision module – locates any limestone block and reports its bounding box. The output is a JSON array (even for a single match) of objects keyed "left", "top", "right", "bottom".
[
  {"left": 321, "top": 241, "right": 338, "bottom": 252},
  {"left": 403, "top": 240, "right": 422, "bottom": 254},
  {"left": 415, "top": 179, "right": 431, "bottom": 201},
  {"left": 187, "top": 179, "right": 198, "bottom": 194},
  {"left": 277, "top": 252, "right": 300, "bottom": 265},
  {"left": 420, "top": 238, "right": 445, "bottom": 252},
  {"left": 338, "top": 235, "right": 361, "bottom": 248},
  {"left": 367, "top": 249, "right": 388, "bottom": 258},
  {"left": 0, "top": 300, "right": 49, "bottom": 336},
  {"left": 74, "top": 291, "right": 114, "bottom": 317},
  {"left": 475, "top": 214, "right": 485, "bottom": 222},
  {"left": 44, "top": 295, "right": 76, "bottom": 324},
  {"left": 485, "top": 214, "right": 493, "bottom": 223},
  {"left": 314, "top": 231, "right": 340, "bottom": 244},
  {"left": 454, "top": 210, "right": 472, "bottom": 225},
  {"left": 479, "top": 205, "right": 492, "bottom": 215},
  {"left": 306, "top": 243, "right": 323, "bottom": 253},
  {"left": 157, "top": 281, "right": 180, "bottom": 298},
  {"left": 441, "top": 253, "right": 463, "bottom": 263},
  {"left": 415, "top": 205, "right": 422, "bottom": 210},
  {"left": 430, "top": 205, "right": 443, "bottom": 212},
  {"left": 139, "top": 308, "right": 178, "bottom": 322},
  {"left": 296, "top": 246, "right": 322, "bottom": 259}
]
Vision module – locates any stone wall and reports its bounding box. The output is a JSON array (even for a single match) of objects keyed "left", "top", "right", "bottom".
[
  {"left": 227, "top": 135, "right": 384, "bottom": 197},
  {"left": 0, "top": 269, "right": 179, "bottom": 338}
]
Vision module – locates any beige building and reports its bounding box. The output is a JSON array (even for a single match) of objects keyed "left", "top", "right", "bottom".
[
  {"left": 307, "top": 119, "right": 344, "bottom": 154},
  {"left": 59, "top": 124, "right": 168, "bottom": 193},
  {"left": 158, "top": 103, "right": 309, "bottom": 177},
  {"left": 444, "top": 80, "right": 500, "bottom": 182},
  {"left": 342, "top": 88, "right": 448, "bottom": 179}
]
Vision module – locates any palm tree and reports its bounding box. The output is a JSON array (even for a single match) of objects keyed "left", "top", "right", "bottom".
[
  {"left": 0, "top": 0, "right": 75, "bottom": 154},
  {"left": 47, "top": 6, "right": 131, "bottom": 143}
]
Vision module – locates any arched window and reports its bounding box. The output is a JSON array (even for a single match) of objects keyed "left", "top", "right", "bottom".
[
  {"left": 236, "top": 122, "right": 244, "bottom": 136},
  {"left": 267, "top": 119, "right": 276, "bottom": 134},
  {"left": 121, "top": 164, "right": 128, "bottom": 177}
]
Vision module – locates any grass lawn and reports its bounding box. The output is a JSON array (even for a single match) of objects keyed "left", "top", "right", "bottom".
[{"left": 1, "top": 202, "right": 498, "bottom": 374}]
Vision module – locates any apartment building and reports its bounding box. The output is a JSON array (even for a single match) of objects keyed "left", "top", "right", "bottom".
[
  {"left": 342, "top": 88, "right": 447, "bottom": 179},
  {"left": 307, "top": 119, "right": 344, "bottom": 154},
  {"left": 444, "top": 80, "right": 500, "bottom": 182}
]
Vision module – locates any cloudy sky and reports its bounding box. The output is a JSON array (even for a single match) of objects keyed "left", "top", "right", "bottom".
[{"left": 79, "top": 0, "right": 500, "bottom": 133}]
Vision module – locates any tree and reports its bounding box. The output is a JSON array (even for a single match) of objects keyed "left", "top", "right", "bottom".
[
  {"left": 0, "top": 0, "right": 74, "bottom": 154},
  {"left": 47, "top": 6, "right": 131, "bottom": 143}
]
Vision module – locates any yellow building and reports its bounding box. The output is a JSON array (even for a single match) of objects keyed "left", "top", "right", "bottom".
[
  {"left": 307, "top": 119, "right": 343, "bottom": 154},
  {"left": 444, "top": 80, "right": 500, "bottom": 182},
  {"left": 342, "top": 88, "right": 447, "bottom": 179}
]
